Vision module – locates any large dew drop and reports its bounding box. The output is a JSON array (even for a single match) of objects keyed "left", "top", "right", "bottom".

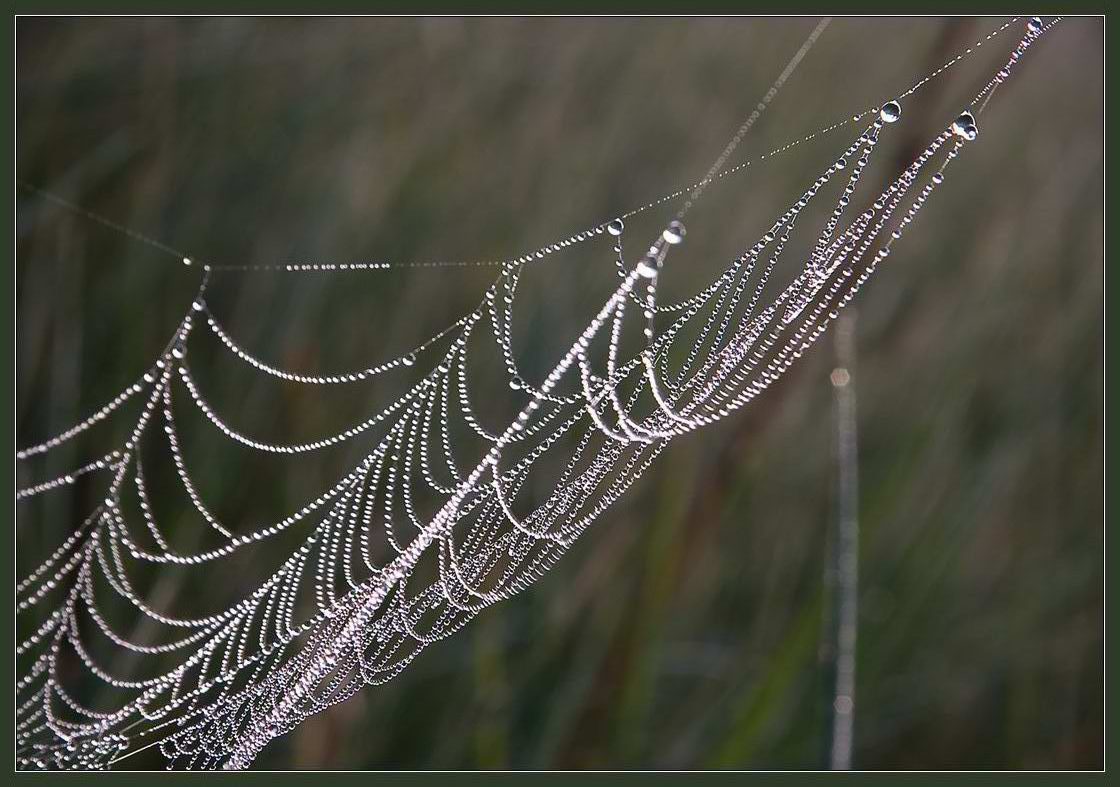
[
  {"left": 1028, "top": 17, "right": 1043, "bottom": 34},
  {"left": 607, "top": 218, "right": 624, "bottom": 237},
  {"left": 879, "top": 100, "right": 901, "bottom": 124},
  {"left": 662, "top": 220, "right": 686, "bottom": 245},
  {"left": 951, "top": 109, "right": 978, "bottom": 141},
  {"left": 951, "top": 110, "right": 976, "bottom": 138}
]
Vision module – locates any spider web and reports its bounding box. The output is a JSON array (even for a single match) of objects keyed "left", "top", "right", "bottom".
[{"left": 15, "top": 17, "right": 1055, "bottom": 770}]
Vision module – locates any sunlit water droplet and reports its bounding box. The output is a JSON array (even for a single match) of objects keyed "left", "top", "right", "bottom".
[
  {"left": 1028, "top": 16, "right": 1043, "bottom": 34},
  {"left": 951, "top": 110, "right": 976, "bottom": 138},
  {"left": 662, "top": 220, "right": 686, "bottom": 245},
  {"left": 607, "top": 218, "right": 624, "bottom": 237},
  {"left": 879, "top": 100, "right": 901, "bottom": 124}
]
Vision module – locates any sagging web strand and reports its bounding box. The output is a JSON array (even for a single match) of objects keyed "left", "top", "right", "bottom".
[{"left": 16, "top": 17, "right": 1054, "bottom": 770}]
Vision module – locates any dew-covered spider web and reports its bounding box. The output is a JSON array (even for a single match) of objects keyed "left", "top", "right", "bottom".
[{"left": 16, "top": 16, "right": 1059, "bottom": 770}]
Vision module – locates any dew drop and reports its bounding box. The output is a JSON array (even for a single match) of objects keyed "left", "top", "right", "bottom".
[
  {"left": 182, "top": 257, "right": 192, "bottom": 267},
  {"left": 951, "top": 110, "right": 976, "bottom": 138},
  {"left": 402, "top": 353, "right": 416, "bottom": 367},
  {"left": 636, "top": 260, "right": 658, "bottom": 279},
  {"left": 1027, "top": 16, "right": 1043, "bottom": 34},
  {"left": 509, "top": 379, "right": 522, "bottom": 390},
  {"left": 662, "top": 220, "right": 686, "bottom": 245},
  {"left": 879, "top": 100, "right": 901, "bottom": 124},
  {"left": 607, "top": 218, "right": 624, "bottom": 237}
]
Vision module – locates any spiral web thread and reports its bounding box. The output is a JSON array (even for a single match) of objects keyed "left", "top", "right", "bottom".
[{"left": 15, "top": 17, "right": 1055, "bottom": 770}]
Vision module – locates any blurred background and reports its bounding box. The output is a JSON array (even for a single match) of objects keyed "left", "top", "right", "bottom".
[{"left": 16, "top": 17, "right": 1102, "bottom": 770}]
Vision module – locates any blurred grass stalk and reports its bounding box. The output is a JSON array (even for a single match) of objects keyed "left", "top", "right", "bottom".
[{"left": 825, "top": 311, "right": 860, "bottom": 770}]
